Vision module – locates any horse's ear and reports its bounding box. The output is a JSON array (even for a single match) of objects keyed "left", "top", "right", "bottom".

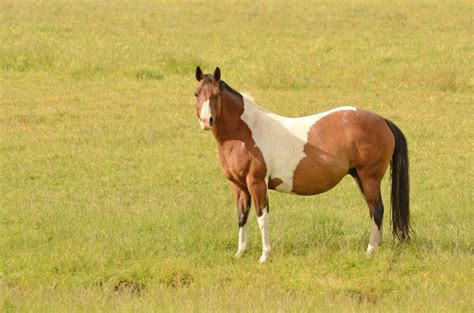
[
  {"left": 195, "top": 66, "right": 203, "bottom": 81},
  {"left": 213, "top": 67, "right": 221, "bottom": 82}
]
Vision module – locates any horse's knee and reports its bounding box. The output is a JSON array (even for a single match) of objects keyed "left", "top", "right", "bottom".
[
  {"left": 237, "top": 202, "right": 250, "bottom": 227},
  {"left": 238, "top": 211, "right": 249, "bottom": 227},
  {"left": 236, "top": 189, "right": 251, "bottom": 227}
]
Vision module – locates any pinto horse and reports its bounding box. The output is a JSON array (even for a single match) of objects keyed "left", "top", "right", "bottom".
[{"left": 194, "top": 66, "right": 410, "bottom": 262}]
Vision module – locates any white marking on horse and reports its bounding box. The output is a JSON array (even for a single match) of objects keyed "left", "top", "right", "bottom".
[
  {"left": 367, "top": 243, "right": 376, "bottom": 255},
  {"left": 199, "top": 100, "right": 212, "bottom": 129},
  {"left": 240, "top": 94, "right": 356, "bottom": 193},
  {"left": 257, "top": 208, "right": 271, "bottom": 263},
  {"left": 235, "top": 225, "right": 247, "bottom": 257},
  {"left": 367, "top": 216, "right": 382, "bottom": 255}
]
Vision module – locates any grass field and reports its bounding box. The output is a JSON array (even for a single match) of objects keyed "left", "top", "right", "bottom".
[{"left": 1, "top": 0, "right": 473, "bottom": 311}]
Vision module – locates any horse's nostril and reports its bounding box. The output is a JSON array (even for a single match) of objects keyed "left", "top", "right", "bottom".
[{"left": 209, "top": 116, "right": 214, "bottom": 126}]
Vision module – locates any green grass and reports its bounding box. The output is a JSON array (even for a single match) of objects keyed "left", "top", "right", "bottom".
[{"left": 1, "top": 0, "right": 473, "bottom": 311}]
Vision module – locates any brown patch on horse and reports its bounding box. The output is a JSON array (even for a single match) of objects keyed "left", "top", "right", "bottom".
[
  {"left": 292, "top": 110, "right": 394, "bottom": 195},
  {"left": 268, "top": 177, "right": 284, "bottom": 190},
  {"left": 291, "top": 110, "right": 355, "bottom": 195}
]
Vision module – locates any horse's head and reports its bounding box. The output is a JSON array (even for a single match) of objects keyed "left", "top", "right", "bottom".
[{"left": 194, "top": 66, "right": 221, "bottom": 130}]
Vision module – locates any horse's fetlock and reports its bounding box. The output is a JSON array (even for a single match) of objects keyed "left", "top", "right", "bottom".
[{"left": 238, "top": 215, "right": 246, "bottom": 227}]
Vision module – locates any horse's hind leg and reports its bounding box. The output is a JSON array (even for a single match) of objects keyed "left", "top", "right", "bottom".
[
  {"left": 356, "top": 171, "right": 385, "bottom": 255},
  {"left": 367, "top": 191, "right": 384, "bottom": 255}
]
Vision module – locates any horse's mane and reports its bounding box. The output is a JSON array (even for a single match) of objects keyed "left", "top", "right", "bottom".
[
  {"left": 219, "top": 80, "right": 240, "bottom": 97},
  {"left": 219, "top": 80, "right": 256, "bottom": 106}
]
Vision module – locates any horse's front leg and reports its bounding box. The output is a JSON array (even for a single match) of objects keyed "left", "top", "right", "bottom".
[
  {"left": 230, "top": 183, "right": 251, "bottom": 258},
  {"left": 247, "top": 177, "right": 271, "bottom": 263}
]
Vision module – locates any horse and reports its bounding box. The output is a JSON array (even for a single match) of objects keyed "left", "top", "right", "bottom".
[{"left": 194, "top": 66, "right": 410, "bottom": 263}]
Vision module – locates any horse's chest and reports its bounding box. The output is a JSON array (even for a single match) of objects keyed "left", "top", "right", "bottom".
[
  {"left": 218, "top": 141, "right": 254, "bottom": 184},
  {"left": 243, "top": 119, "right": 312, "bottom": 193},
  {"left": 255, "top": 136, "right": 307, "bottom": 193}
]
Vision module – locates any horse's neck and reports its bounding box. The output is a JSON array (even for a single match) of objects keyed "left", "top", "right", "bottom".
[{"left": 212, "top": 88, "right": 259, "bottom": 144}]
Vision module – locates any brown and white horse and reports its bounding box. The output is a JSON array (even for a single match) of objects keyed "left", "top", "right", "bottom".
[{"left": 194, "top": 66, "right": 410, "bottom": 262}]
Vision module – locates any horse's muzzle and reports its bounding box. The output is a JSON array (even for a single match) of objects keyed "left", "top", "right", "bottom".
[{"left": 199, "top": 116, "right": 215, "bottom": 130}]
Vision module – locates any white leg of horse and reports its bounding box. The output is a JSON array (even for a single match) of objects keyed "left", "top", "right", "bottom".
[
  {"left": 367, "top": 217, "right": 382, "bottom": 255},
  {"left": 235, "top": 224, "right": 247, "bottom": 257},
  {"left": 257, "top": 208, "right": 271, "bottom": 263}
]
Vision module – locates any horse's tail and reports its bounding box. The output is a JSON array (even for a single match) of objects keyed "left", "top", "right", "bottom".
[{"left": 385, "top": 119, "right": 411, "bottom": 241}]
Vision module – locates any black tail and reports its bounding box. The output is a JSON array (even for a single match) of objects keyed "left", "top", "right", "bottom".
[{"left": 385, "top": 119, "right": 410, "bottom": 241}]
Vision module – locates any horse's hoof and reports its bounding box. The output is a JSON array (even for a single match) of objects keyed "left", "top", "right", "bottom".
[
  {"left": 258, "top": 253, "right": 269, "bottom": 263},
  {"left": 366, "top": 243, "right": 376, "bottom": 256}
]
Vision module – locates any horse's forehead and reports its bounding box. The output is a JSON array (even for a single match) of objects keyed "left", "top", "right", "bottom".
[{"left": 197, "top": 79, "right": 218, "bottom": 94}]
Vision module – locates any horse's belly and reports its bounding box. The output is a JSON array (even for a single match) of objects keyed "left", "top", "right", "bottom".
[
  {"left": 267, "top": 141, "right": 350, "bottom": 195},
  {"left": 268, "top": 158, "right": 348, "bottom": 195},
  {"left": 291, "top": 165, "right": 347, "bottom": 195}
]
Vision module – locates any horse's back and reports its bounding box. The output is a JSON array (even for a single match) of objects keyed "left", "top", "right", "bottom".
[{"left": 306, "top": 108, "right": 394, "bottom": 158}]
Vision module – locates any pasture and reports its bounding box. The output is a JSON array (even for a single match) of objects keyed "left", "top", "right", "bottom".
[{"left": 1, "top": 0, "right": 473, "bottom": 311}]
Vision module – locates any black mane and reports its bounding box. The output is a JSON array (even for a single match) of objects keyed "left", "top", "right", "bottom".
[{"left": 219, "top": 80, "right": 242, "bottom": 99}]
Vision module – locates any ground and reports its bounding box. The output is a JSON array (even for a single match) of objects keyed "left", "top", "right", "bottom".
[{"left": 0, "top": 0, "right": 473, "bottom": 311}]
